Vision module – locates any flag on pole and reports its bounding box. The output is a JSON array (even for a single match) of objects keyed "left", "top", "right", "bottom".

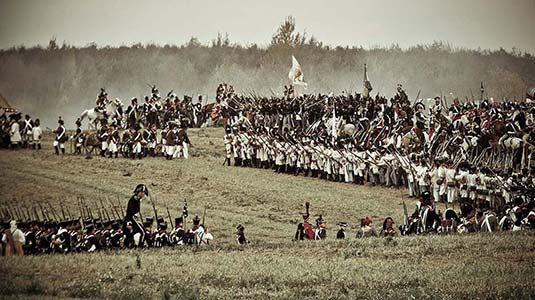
[{"left": 288, "top": 55, "right": 307, "bottom": 86}]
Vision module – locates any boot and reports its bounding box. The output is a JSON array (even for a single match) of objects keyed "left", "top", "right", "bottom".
[
  {"left": 54, "top": 146, "right": 59, "bottom": 155},
  {"left": 138, "top": 153, "right": 143, "bottom": 159},
  {"left": 115, "top": 152, "right": 118, "bottom": 159},
  {"left": 32, "top": 143, "right": 36, "bottom": 150},
  {"left": 108, "top": 152, "right": 113, "bottom": 158},
  {"left": 100, "top": 150, "right": 105, "bottom": 157},
  {"left": 61, "top": 148, "right": 65, "bottom": 155},
  {"left": 38, "top": 144, "right": 41, "bottom": 150}
]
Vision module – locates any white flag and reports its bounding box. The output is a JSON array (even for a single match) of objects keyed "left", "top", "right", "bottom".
[{"left": 288, "top": 55, "right": 307, "bottom": 86}]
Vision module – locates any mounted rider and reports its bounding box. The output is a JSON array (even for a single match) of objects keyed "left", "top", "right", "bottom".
[{"left": 95, "top": 88, "right": 109, "bottom": 116}]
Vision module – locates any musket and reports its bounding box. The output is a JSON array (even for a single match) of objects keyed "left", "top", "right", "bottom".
[
  {"left": 60, "top": 203, "right": 66, "bottom": 220},
  {"left": 78, "top": 197, "right": 85, "bottom": 220},
  {"left": 96, "top": 199, "right": 103, "bottom": 222},
  {"left": 14, "top": 206, "right": 22, "bottom": 220},
  {"left": 23, "top": 204, "right": 32, "bottom": 221},
  {"left": 413, "top": 89, "right": 421, "bottom": 104},
  {"left": 166, "top": 204, "right": 173, "bottom": 229},
  {"left": 66, "top": 207, "right": 73, "bottom": 220},
  {"left": 33, "top": 205, "right": 41, "bottom": 222},
  {"left": 46, "top": 201, "right": 59, "bottom": 221},
  {"left": 149, "top": 194, "right": 158, "bottom": 224},
  {"left": 48, "top": 200, "right": 61, "bottom": 221},
  {"left": 100, "top": 198, "right": 110, "bottom": 221},
  {"left": 37, "top": 202, "right": 48, "bottom": 221},
  {"left": 402, "top": 199, "right": 409, "bottom": 229},
  {"left": 107, "top": 197, "right": 119, "bottom": 220},
  {"left": 8, "top": 206, "right": 17, "bottom": 220},
  {"left": 117, "top": 195, "right": 125, "bottom": 217}
]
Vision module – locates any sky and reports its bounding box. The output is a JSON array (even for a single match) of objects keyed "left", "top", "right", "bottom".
[{"left": 0, "top": 0, "right": 534, "bottom": 53}]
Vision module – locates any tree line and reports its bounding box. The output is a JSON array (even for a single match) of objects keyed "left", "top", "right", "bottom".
[{"left": 0, "top": 16, "right": 533, "bottom": 127}]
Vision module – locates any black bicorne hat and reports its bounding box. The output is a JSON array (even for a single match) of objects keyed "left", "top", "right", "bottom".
[
  {"left": 134, "top": 184, "right": 149, "bottom": 196},
  {"left": 192, "top": 216, "right": 200, "bottom": 226}
]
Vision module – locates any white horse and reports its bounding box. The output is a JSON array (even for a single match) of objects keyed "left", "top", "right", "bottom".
[{"left": 80, "top": 98, "right": 124, "bottom": 130}]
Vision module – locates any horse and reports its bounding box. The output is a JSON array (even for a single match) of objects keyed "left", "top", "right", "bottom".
[
  {"left": 80, "top": 98, "right": 124, "bottom": 130},
  {"left": 82, "top": 131, "right": 100, "bottom": 155}
]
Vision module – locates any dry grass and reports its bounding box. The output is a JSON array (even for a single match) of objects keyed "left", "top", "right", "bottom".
[{"left": 1, "top": 128, "right": 534, "bottom": 300}]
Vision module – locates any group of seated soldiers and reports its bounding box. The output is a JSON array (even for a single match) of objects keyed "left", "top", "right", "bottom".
[{"left": 0, "top": 214, "right": 214, "bottom": 256}]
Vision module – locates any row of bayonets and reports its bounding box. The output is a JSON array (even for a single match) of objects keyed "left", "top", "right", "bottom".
[{"left": 0, "top": 195, "right": 196, "bottom": 230}]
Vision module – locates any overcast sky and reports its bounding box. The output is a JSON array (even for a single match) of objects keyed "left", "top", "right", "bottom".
[{"left": 1, "top": 0, "right": 534, "bottom": 53}]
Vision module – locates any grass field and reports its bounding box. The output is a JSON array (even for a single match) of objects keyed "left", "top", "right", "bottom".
[{"left": 0, "top": 128, "right": 534, "bottom": 300}]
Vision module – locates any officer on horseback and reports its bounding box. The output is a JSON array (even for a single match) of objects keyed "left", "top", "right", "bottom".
[{"left": 95, "top": 88, "right": 109, "bottom": 115}]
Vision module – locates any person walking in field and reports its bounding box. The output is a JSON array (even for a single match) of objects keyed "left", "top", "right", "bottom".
[{"left": 124, "top": 184, "right": 149, "bottom": 247}]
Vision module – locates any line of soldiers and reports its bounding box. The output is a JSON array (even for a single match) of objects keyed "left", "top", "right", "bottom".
[
  {"left": 94, "top": 86, "right": 208, "bottom": 131},
  {"left": 294, "top": 195, "right": 535, "bottom": 242},
  {"left": 0, "top": 185, "right": 216, "bottom": 256},
  {"left": 0, "top": 111, "right": 42, "bottom": 150},
  {"left": 223, "top": 84, "right": 535, "bottom": 211},
  {"left": 66, "top": 117, "right": 191, "bottom": 159}
]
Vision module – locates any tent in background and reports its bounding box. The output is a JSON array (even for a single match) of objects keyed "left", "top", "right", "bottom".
[{"left": 0, "top": 93, "right": 17, "bottom": 112}]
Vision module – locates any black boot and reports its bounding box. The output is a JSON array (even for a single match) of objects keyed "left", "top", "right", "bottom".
[
  {"left": 61, "top": 148, "right": 65, "bottom": 155},
  {"left": 115, "top": 152, "right": 118, "bottom": 158},
  {"left": 38, "top": 144, "right": 41, "bottom": 150},
  {"left": 32, "top": 143, "right": 36, "bottom": 150},
  {"left": 54, "top": 146, "right": 59, "bottom": 155}
]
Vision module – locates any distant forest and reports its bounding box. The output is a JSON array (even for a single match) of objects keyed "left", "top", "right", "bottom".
[{"left": 1, "top": 16, "right": 534, "bottom": 127}]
